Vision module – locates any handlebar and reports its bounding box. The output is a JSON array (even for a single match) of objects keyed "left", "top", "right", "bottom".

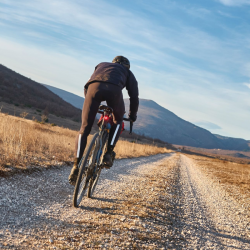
[
  {"left": 122, "top": 118, "right": 131, "bottom": 121},
  {"left": 123, "top": 117, "right": 133, "bottom": 134}
]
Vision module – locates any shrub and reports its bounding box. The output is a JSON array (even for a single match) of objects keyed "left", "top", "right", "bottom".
[
  {"left": 20, "top": 112, "right": 28, "bottom": 118},
  {"left": 41, "top": 114, "right": 48, "bottom": 123}
]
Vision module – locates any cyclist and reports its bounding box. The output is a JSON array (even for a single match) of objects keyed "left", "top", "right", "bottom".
[{"left": 69, "top": 56, "right": 139, "bottom": 185}]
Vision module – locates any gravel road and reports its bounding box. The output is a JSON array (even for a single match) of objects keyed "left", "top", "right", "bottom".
[
  {"left": 166, "top": 154, "right": 250, "bottom": 249},
  {"left": 0, "top": 153, "right": 249, "bottom": 249},
  {"left": 0, "top": 153, "right": 170, "bottom": 249}
]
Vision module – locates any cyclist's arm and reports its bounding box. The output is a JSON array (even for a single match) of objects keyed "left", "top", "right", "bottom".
[{"left": 126, "top": 71, "right": 139, "bottom": 120}]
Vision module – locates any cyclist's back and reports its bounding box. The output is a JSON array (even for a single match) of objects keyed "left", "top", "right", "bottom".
[
  {"left": 86, "top": 62, "right": 135, "bottom": 89},
  {"left": 69, "top": 56, "right": 139, "bottom": 185}
]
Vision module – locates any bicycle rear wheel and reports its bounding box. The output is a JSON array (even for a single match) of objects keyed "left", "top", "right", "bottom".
[
  {"left": 87, "top": 131, "right": 109, "bottom": 198},
  {"left": 73, "top": 133, "right": 99, "bottom": 207}
]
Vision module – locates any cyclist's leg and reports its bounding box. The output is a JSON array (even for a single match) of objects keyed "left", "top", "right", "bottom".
[
  {"left": 69, "top": 82, "right": 104, "bottom": 185},
  {"left": 108, "top": 111, "right": 124, "bottom": 148},
  {"left": 107, "top": 86, "right": 125, "bottom": 148},
  {"left": 75, "top": 82, "right": 108, "bottom": 162},
  {"left": 104, "top": 86, "right": 125, "bottom": 166}
]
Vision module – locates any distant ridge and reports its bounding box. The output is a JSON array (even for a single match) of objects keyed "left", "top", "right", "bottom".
[
  {"left": 1, "top": 63, "right": 246, "bottom": 151},
  {"left": 0, "top": 61, "right": 246, "bottom": 151},
  {"left": 43, "top": 84, "right": 84, "bottom": 110}
]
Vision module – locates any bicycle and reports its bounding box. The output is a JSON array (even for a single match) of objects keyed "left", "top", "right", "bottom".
[{"left": 73, "top": 105, "right": 133, "bottom": 208}]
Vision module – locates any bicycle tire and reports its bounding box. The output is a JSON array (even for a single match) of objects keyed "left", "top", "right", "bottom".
[
  {"left": 73, "top": 132, "right": 99, "bottom": 207},
  {"left": 87, "top": 167, "right": 102, "bottom": 198},
  {"left": 87, "top": 131, "right": 109, "bottom": 198}
]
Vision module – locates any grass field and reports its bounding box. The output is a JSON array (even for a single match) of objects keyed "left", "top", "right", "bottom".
[{"left": 0, "top": 113, "right": 171, "bottom": 176}]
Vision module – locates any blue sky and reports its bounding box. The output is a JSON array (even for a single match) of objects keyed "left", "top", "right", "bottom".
[{"left": 0, "top": 0, "right": 249, "bottom": 139}]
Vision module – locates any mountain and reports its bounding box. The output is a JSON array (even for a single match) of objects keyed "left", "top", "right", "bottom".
[
  {"left": 213, "top": 134, "right": 250, "bottom": 151},
  {"left": 124, "top": 99, "right": 249, "bottom": 150},
  {"left": 0, "top": 64, "right": 81, "bottom": 120},
  {"left": 43, "top": 84, "right": 249, "bottom": 151},
  {"left": 43, "top": 84, "right": 84, "bottom": 110}
]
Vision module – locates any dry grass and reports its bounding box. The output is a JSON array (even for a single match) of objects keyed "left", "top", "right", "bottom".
[
  {"left": 187, "top": 154, "right": 250, "bottom": 197},
  {"left": 0, "top": 113, "right": 170, "bottom": 175},
  {"left": 0, "top": 113, "right": 76, "bottom": 174},
  {"left": 115, "top": 139, "right": 169, "bottom": 159}
]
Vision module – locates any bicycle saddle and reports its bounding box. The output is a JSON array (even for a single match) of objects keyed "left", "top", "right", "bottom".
[{"left": 98, "top": 105, "right": 113, "bottom": 113}]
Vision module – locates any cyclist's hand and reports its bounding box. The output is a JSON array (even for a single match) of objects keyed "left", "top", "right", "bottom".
[{"left": 129, "top": 114, "right": 137, "bottom": 122}]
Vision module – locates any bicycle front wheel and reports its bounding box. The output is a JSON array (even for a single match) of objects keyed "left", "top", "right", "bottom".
[
  {"left": 87, "top": 131, "right": 109, "bottom": 198},
  {"left": 73, "top": 133, "right": 99, "bottom": 207}
]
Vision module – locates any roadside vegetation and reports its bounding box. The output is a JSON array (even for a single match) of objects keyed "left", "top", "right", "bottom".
[{"left": 0, "top": 113, "right": 171, "bottom": 176}]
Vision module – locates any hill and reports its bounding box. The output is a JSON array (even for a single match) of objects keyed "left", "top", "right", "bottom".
[{"left": 0, "top": 64, "right": 81, "bottom": 120}]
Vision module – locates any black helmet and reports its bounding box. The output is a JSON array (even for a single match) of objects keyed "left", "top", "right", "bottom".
[{"left": 112, "top": 56, "right": 130, "bottom": 69}]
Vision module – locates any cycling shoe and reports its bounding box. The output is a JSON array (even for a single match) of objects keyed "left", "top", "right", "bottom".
[{"left": 68, "top": 167, "right": 79, "bottom": 186}]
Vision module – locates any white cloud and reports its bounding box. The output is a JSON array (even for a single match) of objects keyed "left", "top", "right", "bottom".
[
  {"left": 244, "top": 83, "right": 250, "bottom": 88},
  {"left": 194, "top": 121, "right": 222, "bottom": 130},
  {"left": 217, "top": 10, "right": 236, "bottom": 18},
  {"left": 0, "top": 0, "right": 154, "bottom": 49},
  {"left": 217, "top": 0, "right": 250, "bottom": 6},
  {"left": 0, "top": 0, "right": 248, "bottom": 75}
]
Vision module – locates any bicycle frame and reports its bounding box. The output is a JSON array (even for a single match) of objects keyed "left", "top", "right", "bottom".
[{"left": 93, "top": 109, "right": 112, "bottom": 169}]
